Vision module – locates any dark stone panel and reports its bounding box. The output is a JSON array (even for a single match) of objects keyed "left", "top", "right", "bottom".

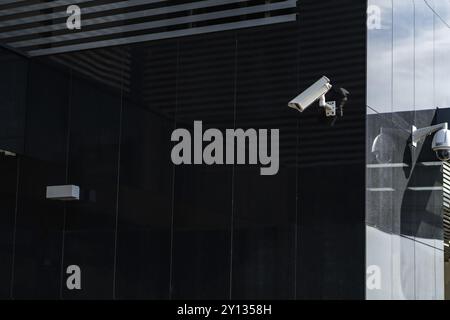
[
  {"left": 296, "top": 0, "right": 367, "bottom": 299},
  {"left": 115, "top": 103, "right": 173, "bottom": 299},
  {"left": 0, "top": 0, "right": 369, "bottom": 300},
  {"left": 12, "top": 61, "right": 69, "bottom": 299},
  {"left": 172, "top": 166, "right": 232, "bottom": 299},
  {"left": 12, "top": 158, "right": 66, "bottom": 299},
  {"left": 0, "top": 48, "right": 27, "bottom": 154},
  {"left": 171, "top": 34, "right": 235, "bottom": 299},
  {"left": 61, "top": 76, "right": 121, "bottom": 299},
  {"left": 232, "top": 168, "right": 297, "bottom": 300},
  {"left": 232, "top": 23, "right": 298, "bottom": 299},
  {"left": 297, "top": 164, "right": 365, "bottom": 299},
  {"left": 22, "top": 62, "right": 71, "bottom": 164},
  {"left": 115, "top": 41, "right": 177, "bottom": 300},
  {"left": 0, "top": 155, "right": 17, "bottom": 299},
  {"left": 127, "top": 42, "right": 179, "bottom": 117}
]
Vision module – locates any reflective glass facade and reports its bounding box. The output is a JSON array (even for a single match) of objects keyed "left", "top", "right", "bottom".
[{"left": 367, "top": 0, "right": 449, "bottom": 300}]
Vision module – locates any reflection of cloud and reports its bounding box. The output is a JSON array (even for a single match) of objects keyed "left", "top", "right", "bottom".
[
  {"left": 432, "top": 0, "right": 450, "bottom": 24},
  {"left": 367, "top": 0, "right": 450, "bottom": 114}
]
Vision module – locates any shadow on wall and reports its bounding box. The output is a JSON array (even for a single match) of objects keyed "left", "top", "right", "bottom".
[
  {"left": 369, "top": 110, "right": 442, "bottom": 239},
  {"left": 399, "top": 112, "right": 442, "bottom": 240}
]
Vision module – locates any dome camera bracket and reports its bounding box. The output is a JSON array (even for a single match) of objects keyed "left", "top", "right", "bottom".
[{"left": 412, "top": 123, "right": 448, "bottom": 147}]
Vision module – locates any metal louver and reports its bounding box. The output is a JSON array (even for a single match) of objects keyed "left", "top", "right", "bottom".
[
  {"left": 0, "top": 0, "right": 297, "bottom": 57},
  {"left": 443, "top": 162, "right": 450, "bottom": 260}
]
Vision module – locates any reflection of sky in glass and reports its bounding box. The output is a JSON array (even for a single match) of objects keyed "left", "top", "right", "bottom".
[
  {"left": 393, "top": 0, "right": 414, "bottom": 112},
  {"left": 366, "top": 1, "right": 447, "bottom": 301},
  {"left": 367, "top": 0, "right": 392, "bottom": 114},
  {"left": 367, "top": 0, "right": 450, "bottom": 114}
]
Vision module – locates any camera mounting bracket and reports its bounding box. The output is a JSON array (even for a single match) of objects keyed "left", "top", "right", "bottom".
[
  {"left": 412, "top": 123, "right": 448, "bottom": 147},
  {"left": 319, "top": 94, "right": 336, "bottom": 117}
]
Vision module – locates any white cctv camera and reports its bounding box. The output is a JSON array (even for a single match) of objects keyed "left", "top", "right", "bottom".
[
  {"left": 288, "top": 76, "right": 336, "bottom": 117},
  {"left": 412, "top": 123, "right": 450, "bottom": 161}
]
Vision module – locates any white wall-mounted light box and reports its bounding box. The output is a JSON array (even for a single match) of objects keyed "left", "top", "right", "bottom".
[
  {"left": 46, "top": 185, "right": 80, "bottom": 201},
  {"left": 0, "top": 149, "right": 16, "bottom": 156}
]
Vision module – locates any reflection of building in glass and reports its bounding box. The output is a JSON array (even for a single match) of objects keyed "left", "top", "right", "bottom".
[{"left": 367, "top": 0, "right": 450, "bottom": 300}]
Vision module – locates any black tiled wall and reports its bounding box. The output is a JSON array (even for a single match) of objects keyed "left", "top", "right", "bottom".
[{"left": 0, "top": 0, "right": 367, "bottom": 300}]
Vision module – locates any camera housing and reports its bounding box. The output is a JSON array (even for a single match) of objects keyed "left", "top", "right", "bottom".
[
  {"left": 288, "top": 76, "right": 350, "bottom": 118},
  {"left": 412, "top": 123, "right": 450, "bottom": 162},
  {"left": 371, "top": 127, "right": 413, "bottom": 164},
  {"left": 432, "top": 127, "right": 450, "bottom": 161},
  {"left": 288, "top": 76, "right": 334, "bottom": 116},
  {"left": 371, "top": 132, "right": 393, "bottom": 164}
]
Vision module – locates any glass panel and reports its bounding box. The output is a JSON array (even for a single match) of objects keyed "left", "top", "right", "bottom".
[
  {"left": 61, "top": 54, "right": 122, "bottom": 299},
  {"left": 12, "top": 61, "right": 69, "bottom": 299},
  {"left": 367, "top": 0, "right": 393, "bottom": 114}
]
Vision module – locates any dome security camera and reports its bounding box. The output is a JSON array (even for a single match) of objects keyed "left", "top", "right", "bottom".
[
  {"left": 372, "top": 135, "right": 391, "bottom": 164},
  {"left": 412, "top": 122, "right": 450, "bottom": 161},
  {"left": 371, "top": 128, "right": 395, "bottom": 164},
  {"left": 432, "top": 126, "right": 450, "bottom": 161},
  {"left": 371, "top": 127, "right": 411, "bottom": 164}
]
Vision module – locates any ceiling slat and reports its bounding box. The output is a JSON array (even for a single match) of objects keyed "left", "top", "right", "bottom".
[{"left": 0, "top": 0, "right": 297, "bottom": 56}]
